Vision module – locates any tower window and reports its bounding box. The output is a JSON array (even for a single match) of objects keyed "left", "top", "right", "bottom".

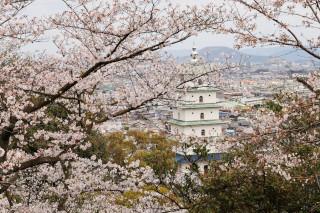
[
  {"left": 199, "top": 96, "right": 203, "bottom": 103},
  {"left": 204, "top": 165, "right": 209, "bottom": 175},
  {"left": 201, "top": 129, "right": 205, "bottom": 136},
  {"left": 200, "top": 113, "right": 204, "bottom": 119}
]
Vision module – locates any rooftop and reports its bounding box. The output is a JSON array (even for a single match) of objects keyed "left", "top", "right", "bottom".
[
  {"left": 218, "top": 100, "right": 246, "bottom": 109},
  {"left": 168, "top": 119, "right": 229, "bottom": 126},
  {"left": 178, "top": 86, "right": 221, "bottom": 93},
  {"left": 178, "top": 103, "right": 222, "bottom": 109}
]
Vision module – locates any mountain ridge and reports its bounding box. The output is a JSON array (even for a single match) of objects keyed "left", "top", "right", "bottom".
[{"left": 166, "top": 46, "right": 317, "bottom": 64}]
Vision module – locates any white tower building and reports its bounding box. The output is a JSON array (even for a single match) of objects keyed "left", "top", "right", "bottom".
[
  {"left": 168, "top": 46, "right": 227, "bottom": 140},
  {"left": 169, "top": 47, "right": 228, "bottom": 174}
]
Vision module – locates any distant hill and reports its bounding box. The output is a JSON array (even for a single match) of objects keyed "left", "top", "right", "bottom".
[
  {"left": 198, "top": 46, "right": 267, "bottom": 64},
  {"left": 166, "top": 46, "right": 318, "bottom": 64},
  {"left": 239, "top": 46, "right": 318, "bottom": 63}
]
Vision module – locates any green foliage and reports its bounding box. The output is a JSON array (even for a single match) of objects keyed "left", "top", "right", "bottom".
[
  {"left": 177, "top": 155, "right": 320, "bottom": 213},
  {"left": 83, "top": 130, "right": 177, "bottom": 177},
  {"left": 79, "top": 130, "right": 178, "bottom": 209},
  {"left": 46, "top": 103, "right": 69, "bottom": 119},
  {"left": 115, "top": 191, "right": 145, "bottom": 208},
  {"left": 265, "top": 100, "right": 283, "bottom": 113},
  {"left": 76, "top": 125, "right": 320, "bottom": 213}
]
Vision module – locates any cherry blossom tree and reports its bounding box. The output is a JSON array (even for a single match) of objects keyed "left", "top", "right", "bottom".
[{"left": 0, "top": 0, "right": 229, "bottom": 211}]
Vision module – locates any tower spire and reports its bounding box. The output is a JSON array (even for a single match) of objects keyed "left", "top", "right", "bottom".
[{"left": 191, "top": 44, "right": 198, "bottom": 64}]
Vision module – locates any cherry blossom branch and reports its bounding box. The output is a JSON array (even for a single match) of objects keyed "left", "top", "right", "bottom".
[
  {"left": 296, "top": 77, "right": 320, "bottom": 96},
  {"left": 230, "top": 0, "right": 320, "bottom": 60},
  {"left": 306, "top": 0, "right": 320, "bottom": 24},
  {"left": 21, "top": 88, "right": 85, "bottom": 103},
  {"left": 27, "top": 34, "right": 191, "bottom": 114},
  {"left": 0, "top": 1, "right": 33, "bottom": 27},
  {"left": 152, "top": 185, "right": 186, "bottom": 211}
]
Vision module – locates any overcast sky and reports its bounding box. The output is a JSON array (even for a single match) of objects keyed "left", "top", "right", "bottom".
[
  {"left": 21, "top": 0, "right": 236, "bottom": 52},
  {"left": 22, "top": 0, "right": 313, "bottom": 53}
]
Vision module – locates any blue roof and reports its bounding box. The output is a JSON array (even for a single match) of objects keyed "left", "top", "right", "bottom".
[
  {"left": 219, "top": 111, "right": 230, "bottom": 115},
  {"left": 175, "top": 152, "right": 223, "bottom": 164}
]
